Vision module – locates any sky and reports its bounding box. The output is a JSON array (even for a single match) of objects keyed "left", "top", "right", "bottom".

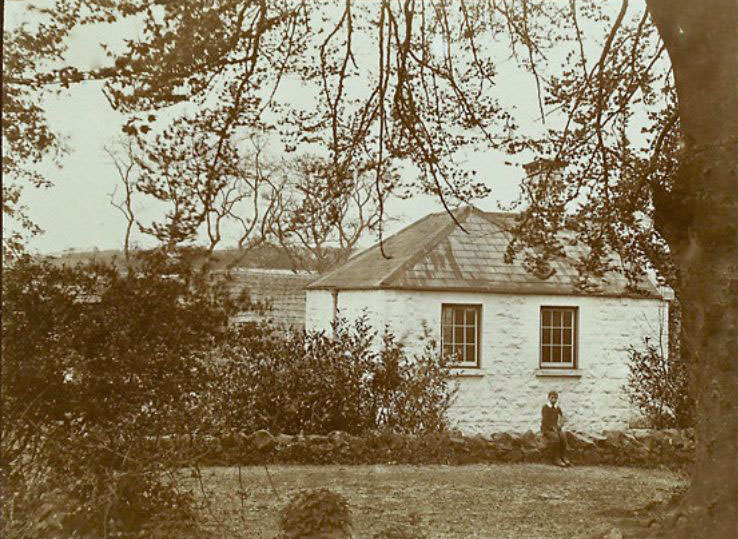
[{"left": 4, "top": 1, "right": 627, "bottom": 255}]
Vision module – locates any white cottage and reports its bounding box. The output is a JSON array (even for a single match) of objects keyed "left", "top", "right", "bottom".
[{"left": 305, "top": 206, "right": 669, "bottom": 434}]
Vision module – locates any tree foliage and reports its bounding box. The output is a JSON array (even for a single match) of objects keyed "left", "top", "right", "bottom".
[
  {"left": 4, "top": 0, "right": 517, "bottom": 255},
  {"left": 4, "top": 1, "right": 737, "bottom": 535},
  {"left": 1, "top": 251, "right": 239, "bottom": 537},
  {"left": 2, "top": 10, "right": 71, "bottom": 258},
  {"left": 495, "top": 1, "right": 680, "bottom": 291},
  {"left": 1, "top": 251, "right": 455, "bottom": 535},
  {"left": 264, "top": 154, "right": 396, "bottom": 272},
  {"left": 4, "top": 1, "right": 681, "bottom": 285}
]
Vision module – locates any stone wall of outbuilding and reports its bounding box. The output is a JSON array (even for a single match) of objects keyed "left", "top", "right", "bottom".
[{"left": 305, "top": 288, "right": 669, "bottom": 434}]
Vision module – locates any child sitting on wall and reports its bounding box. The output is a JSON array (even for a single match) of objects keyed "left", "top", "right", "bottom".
[{"left": 541, "top": 390, "right": 571, "bottom": 467}]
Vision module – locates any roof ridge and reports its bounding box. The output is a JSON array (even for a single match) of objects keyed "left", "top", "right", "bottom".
[
  {"left": 479, "top": 210, "right": 520, "bottom": 218},
  {"left": 379, "top": 206, "right": 473, "bottom": 287},
  {"left": 472, "top": 208, "right": 518, "bottom": 232},
  {"left": 304, "top": 206, "right": 665, "bottom": 299},
  {"left": 307, "top": 210, "right": 445, "bottom": 289}
]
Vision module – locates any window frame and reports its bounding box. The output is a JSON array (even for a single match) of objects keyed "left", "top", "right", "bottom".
[
  {"left": 441, "top": 303, "right": 482, "bottom": 369},
  {"left": 539, "top": 306, "right": 578, "bottom": 369}
]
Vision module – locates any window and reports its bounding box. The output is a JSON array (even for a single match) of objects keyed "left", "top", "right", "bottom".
[
  {"left": 441, "top": 304, "right": 481, "bottom": 368},
  {"left": 540, "top": 307, "right": 577, "bottom": 368}
]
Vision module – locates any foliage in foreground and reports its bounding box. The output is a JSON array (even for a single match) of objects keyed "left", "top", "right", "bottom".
[
  {"left": 626, "top": 300, "right": 693, "bottom": 429},
  {"left": 207, "top": 318, "right": 457, "bottom": 436},
  {"left": 626, "top": 337, "right": 693, "bottom": 429},
  {"left": 278, "top": 488, "right": 352, "bottom": 539},
  {"left": 2, "top": 253, "right": 455, "bottom": 537},
  {"left": 1, "top": 251, "right": 238, "bottom": 538}
]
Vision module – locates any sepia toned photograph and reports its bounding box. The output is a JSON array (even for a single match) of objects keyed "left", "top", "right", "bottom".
[{"left": 2, "top": 1, "right": 736, "bottom": 537}]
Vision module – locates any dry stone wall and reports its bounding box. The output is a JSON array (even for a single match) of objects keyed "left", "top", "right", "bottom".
[{"left": 156, "top": 429, "right": 694, "bottom": 469}]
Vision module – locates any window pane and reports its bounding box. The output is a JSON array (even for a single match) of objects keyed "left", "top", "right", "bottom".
[
  {"left": 563, "top": 328, "right": 572, "bottom": 345},
  {"left": 441, "top": 305, "right": 480, "bottom": 367},
  {"left": 541, "top": 307, "right": 577, "bottom": 367},
  {"left": 465, "top": 326, "right": 475, "bottom": 344},
  {"left": 442, "top": 326, "right": 452, "bottom": 345}
]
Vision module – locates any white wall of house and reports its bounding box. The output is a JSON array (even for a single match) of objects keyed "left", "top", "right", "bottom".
[{"left": 306, "top": 288, "right": 669, "bottom": 434}]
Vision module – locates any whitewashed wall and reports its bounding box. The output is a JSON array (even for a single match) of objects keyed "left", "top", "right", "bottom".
[{"left": 305, "top": 288, "right": 668, "bottom": 434}]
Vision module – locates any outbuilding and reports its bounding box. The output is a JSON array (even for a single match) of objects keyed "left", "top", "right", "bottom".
[{"left": 305, "top": 206, "right": 669, "bottom": 433}]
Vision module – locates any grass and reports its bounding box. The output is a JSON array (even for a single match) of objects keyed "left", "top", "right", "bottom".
[{"left": 185, "top": 463, "right": 686, "bottom": 538}]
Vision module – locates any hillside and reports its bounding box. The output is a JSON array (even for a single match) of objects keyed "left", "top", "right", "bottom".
[{"left": 45, "top": 244, "right": 346, "bottom": 273}]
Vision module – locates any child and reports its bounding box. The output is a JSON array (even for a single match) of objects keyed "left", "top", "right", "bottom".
[{"left": 541, "top": 390, "right": 571, "bottom": 467}]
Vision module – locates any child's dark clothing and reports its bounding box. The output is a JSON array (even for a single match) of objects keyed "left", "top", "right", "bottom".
[
  {"left": 541, "top": 404, "right": 568, "bottom": 463},
  {"left": 541, "top": 404, "right": 563, "bottom": 432}
]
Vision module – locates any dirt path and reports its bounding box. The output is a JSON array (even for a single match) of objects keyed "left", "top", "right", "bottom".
[{"left": 188, "top": 463, "right": 686, "bottom": 538}]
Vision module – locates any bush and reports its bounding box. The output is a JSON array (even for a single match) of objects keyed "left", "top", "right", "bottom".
[
  {"left": 625, "top": 337, "right": 693, "bottom": 428},
  {"left": 278, "top": 488, "right": 351, "bottom": 539},
  {"left": 1, "top": 251, "right": 240, "bottom": 537},
  {"left": 207, "top": 317, "right": 457, "bottom": 436},
  {"left": 2, "top": 251, "right": 457, "bottom": 534}
]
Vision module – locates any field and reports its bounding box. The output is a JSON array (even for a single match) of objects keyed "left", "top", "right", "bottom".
[{"left": 188, "top": 463, "right": 686, "bottom": 538}]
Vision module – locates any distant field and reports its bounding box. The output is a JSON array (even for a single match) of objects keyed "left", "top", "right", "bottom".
[
  {"left": 44, "top": 244, "right": 331, "bottom": 270},
  {"left": 185, "top": 463, "right": 686, "bottom": 539}
]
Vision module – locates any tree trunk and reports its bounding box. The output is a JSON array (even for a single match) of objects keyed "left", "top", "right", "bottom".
[{"left": 647, "top": 1, "right": 738, "bottom": 537}]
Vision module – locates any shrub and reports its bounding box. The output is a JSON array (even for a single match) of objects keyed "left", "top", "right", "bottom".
[
  {"left": 1, "top": 251, "right": 457, "bottom": 534},
  {"left": 278, "top": 488, "right": 351, "bottom": 539},
  {"left": 207, "top": 317, "right": 457, "bottom": 436},
  {"left": 625, "top": 337, "right": 693, "bottom": 428},
  {"left": 1, "top": 250, "right": 240, "bottom": 537}
]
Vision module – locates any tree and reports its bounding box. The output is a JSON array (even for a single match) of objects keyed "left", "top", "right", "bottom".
[
  {"left": 4, "top": 1, "right": 736, "bottom": 536},
  {"left": 501, "top": 3, "right": 736, "bottom": 536},
  {"left": 88, "top": 0, "right": 506, "bottom": 245},
  {"left": 264, "top": 155, "right": 396, "bottom": 272},
  {"left": 104, "top": 139, "right": 140, "bottom": 259},
  {"left": 645, "top": 4, "right": 737, "bottom": 536},
  {"left": 2, "top": 10, "right": 73, "bottom": 259},
  {"left": 133, "top": 124, "right": 278, "bottom": 253}
]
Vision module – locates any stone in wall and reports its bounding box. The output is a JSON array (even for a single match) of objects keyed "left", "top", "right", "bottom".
[{"left": 169, "top": 428, "right": 694, "bottom": 469}]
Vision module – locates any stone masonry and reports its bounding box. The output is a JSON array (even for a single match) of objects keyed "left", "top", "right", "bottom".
[{"left": 306, "top": 288, "right": 668, "bottom": 434}]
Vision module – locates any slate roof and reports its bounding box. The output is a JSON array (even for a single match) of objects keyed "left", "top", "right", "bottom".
[
  {"left": 227, "top": 268, "right": 315, "bottom": 328},
  {"left": 306, "top": 206, "right": 662, "bottom": 299}
]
